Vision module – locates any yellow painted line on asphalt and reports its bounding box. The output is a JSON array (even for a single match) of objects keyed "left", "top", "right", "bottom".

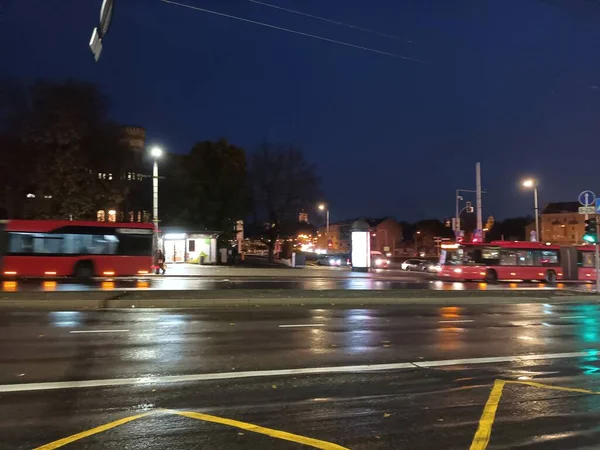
[
  {"left": 33, "top": 412, "right": 154, "bottom": 449},
  {"left": 167, "top": 409, "right": 350, "bottom": 450},
  {"left": 469, "top": 379, "right": 506, "bottom": 450},
  {"left": 470, "top": 379, "right": 600, "bottom": 450},
  {"left": 506, "top": 379, "right": 600, "bottom": 395},
  {"left": 34, "top": 409, "right": 348, "bottom": 450}
]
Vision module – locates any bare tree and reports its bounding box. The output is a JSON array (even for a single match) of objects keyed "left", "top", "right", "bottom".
[{"left": 250, "top": 142, "right": 319, "bottom": 261}]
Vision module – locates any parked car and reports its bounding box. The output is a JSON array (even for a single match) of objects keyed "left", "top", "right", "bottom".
[
  {"left": 371, "top": 251, "right": 390, "bottom": 269},
  {"left": 401, "top": 259, "right": 429, "bottom": 271},
  {"left": 317, "top": 254, "right": 348, "bottom": 267}
]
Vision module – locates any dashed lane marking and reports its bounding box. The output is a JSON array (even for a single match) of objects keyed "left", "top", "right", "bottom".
[
  {"left": 69, "top": 330, "right": 129, "bottom": 334},
  {"left": 438, "top": 320, "right": 474, "bottom": 323},
  {"left": 279, "top": 324, "right": 325, "bottom": 328}
]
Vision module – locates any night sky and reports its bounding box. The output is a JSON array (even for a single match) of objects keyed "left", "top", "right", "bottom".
[{"left": 3, "top": 0, "right": 600, "bottom": 223}]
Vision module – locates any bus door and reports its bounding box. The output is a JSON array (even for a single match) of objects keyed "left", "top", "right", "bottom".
[{"left": 560, "top": 246, "right": 578, "bottom": 280}]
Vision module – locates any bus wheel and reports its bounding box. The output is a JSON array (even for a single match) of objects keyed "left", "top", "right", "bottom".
[
  {"left": 73, "top": 261, "right": 95, "bottom": 280},
  {"left": 545, "top": 270, "right": 557, "bottom": 285},
  {"left": 484, "top": 269, "right": 498, "bottom": 284}
]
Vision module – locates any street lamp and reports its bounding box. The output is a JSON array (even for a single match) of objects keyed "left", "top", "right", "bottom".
[
  {"left": 318, "top": 203, "right": 329, "bottom": 235},
  {"left": 522, "top": 178, "right": 539, "bottom": 241},
  {"left": 415, "top": 230, "right": 421, "bottom": 255},
  {"left": 150, "top": 146, "right": 163, "bottom": 248}
]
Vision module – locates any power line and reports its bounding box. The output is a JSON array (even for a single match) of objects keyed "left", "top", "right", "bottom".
[
  {"left": 161, "top": 0, "right": 427, "bottom": 63},
  {"left": 248, "top": 0, "right": 405, "bottom": 42}
]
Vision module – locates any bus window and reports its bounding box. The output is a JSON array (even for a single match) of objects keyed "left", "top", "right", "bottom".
[
  {"left": 516, "top": 250, "right": 534, "bottom": 266},
  {"left": 9, "top": 233, "right": 35, "bottom": 253},
  {"left": 32, "top": 235, "right": 62, "bottom": 253},
  {"left": 535, "top": 250, "right": 559, "bottom": 266},
  {"left": 481, "top": 247, "right": 500, "bottom": 265},
  {"left": 500, "top": 250, "right": 517, "bottom": 266},
  {"left": 582, "top": 252, "right": 595, "bottom": 268}
]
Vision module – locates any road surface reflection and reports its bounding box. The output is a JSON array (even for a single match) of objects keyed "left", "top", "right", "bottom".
[{"left": 0, "top": 277, "right": 574, "bottom": 292}]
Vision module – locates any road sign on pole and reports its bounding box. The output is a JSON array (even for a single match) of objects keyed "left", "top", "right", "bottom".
[
  {"left": 579, "top": 190, "right": 596, "bottom": 206},
  {"left": 580, "top": 206, "right": 596, "bottom": 215}
]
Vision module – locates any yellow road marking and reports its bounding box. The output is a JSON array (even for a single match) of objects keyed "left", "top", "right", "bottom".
[
  {"left": 469, "top": 379, "right": 506, "bottom": 450},
  {"left": 167, "top": 409, "right": 350, "bottom": 450},
  {"left": 470, "top": 379, "right": 600, "bottom": 450},
  {"left": 34, "top": 409, "right": 348, "bottom": 450},
  {"left": 33, "top": 412, "right": 153, "bottom": 450},
  {"left": 506, "top": 380, "right": 600, "bottom": 396}
]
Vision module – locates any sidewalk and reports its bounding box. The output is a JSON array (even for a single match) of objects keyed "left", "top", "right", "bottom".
[{"left": 163, "top": 263, "right": 376, "bottom": 278}]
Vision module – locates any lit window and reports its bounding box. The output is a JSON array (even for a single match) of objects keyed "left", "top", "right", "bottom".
[
  {"left": 108, "top": 210, "right": 117, "bottom": 222},
  {"left": 102, "top": 173, "right": 106, "bottom": 180},
  {"left": 97, "top": 210, "right": 106, "bottom": 222},
  {"left": 127, "top": 172, "right": 131, "bottom": 180},
  {"left": 128, "top": 211, "right": 134, "bottom": 222},
  {"left": 108, "top": 173, "right": 113, "bottom": 181},
  {"left": 97, "top": 173, "right": 102, "bottom": 179},
  {"left": 137, "top": 211, "right": 142, "bottom": 222}
]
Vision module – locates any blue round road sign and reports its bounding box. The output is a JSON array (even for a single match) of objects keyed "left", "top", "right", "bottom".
[{"left": 579, "top": 190, "right": 596, "bottom": 206}]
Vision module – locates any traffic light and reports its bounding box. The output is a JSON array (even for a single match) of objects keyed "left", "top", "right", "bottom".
[{"left": 584, "top": 218, "right": 598, "bottom": 243}]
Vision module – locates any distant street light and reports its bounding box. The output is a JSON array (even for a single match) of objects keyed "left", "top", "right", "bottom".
[
  {"left": 318, "top": 203, "right": 330, "bottom": 235},
  {"left": 150, "top": 146, "right": 163, "bottom": 248},
  {"left": 522, "top": 178, "right": 539, "bottom": 241},
  {"left": 415, "top": 230, "right": 421, "bottom": 255}
]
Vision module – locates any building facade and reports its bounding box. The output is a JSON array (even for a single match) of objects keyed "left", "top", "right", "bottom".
[
  {"left": 538, "top": 202, "right": 582, "bottom": 245},
  {"left": 96, "top": 126, "right": 151, "bottom": 223}
]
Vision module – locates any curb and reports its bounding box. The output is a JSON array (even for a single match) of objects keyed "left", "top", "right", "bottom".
[{"left": 0, "top": 290, "right": 598, "bottom": 310}]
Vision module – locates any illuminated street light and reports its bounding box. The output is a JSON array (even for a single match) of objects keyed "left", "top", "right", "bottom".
[
  {"left": 522, "top": 178, "right": 539, "bottom": 241},
  {"left": 317, "top": 203, "right": 329, "bottom": 235},
  {"left": 150, "top": 146, "right": 163, "bottom": 159},
  {"left": 150, "top": 146, "right": 164, "bottom": 249}
]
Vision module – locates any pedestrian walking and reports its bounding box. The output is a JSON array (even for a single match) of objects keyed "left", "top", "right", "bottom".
[{"left": 154, "top": 249, "right": 166, "bottom": 275}]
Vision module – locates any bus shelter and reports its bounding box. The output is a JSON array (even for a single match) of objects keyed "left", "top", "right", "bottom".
[{"left": 160, "top": 230, "right": 220, "bottom": 264}]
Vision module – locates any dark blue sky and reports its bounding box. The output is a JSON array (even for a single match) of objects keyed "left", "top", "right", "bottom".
[{"left": 3, "top": 0, "right": 600, "bottom": 222}]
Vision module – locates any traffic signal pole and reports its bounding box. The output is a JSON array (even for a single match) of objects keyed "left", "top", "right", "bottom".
[{"left": 596, "top": 242, "right": 600, "bottom": 294}]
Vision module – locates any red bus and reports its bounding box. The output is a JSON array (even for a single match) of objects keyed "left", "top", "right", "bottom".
[
  {"left": 0, "top": 220, "right": 154, "bottom": 278},
  {"left": 576, "top": 245, "right": 598, "bottom": 282},
  {"left": 438, "top": 241, "right": 563, "bottom": 283}
]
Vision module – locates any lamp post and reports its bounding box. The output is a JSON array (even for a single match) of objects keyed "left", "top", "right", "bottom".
[
  {"left": 150, "top": 146, "right": 163, "bottom": 248},
  {"left": 318, "top": 204, "right": 329, "bottom": 235},
  {"left": 522, "top": 179, "right": 539, "bottom": 241},
  {"left": 415, "top": 230, "right": 421, "bottom": 256}
]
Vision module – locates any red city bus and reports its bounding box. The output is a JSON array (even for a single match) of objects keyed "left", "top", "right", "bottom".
[
  {"left": 576, "top": 245, "right": 599, "bottom": 281},
  {"left": 0, "top": 220, "right": 154, "bottom": 278},
  {"left": 438, "top": 241, "right": 562, "bottom": 283}
]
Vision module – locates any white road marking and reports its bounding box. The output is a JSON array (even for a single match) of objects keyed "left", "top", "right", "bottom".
[
  {"left": 0, "top": 350, "right": 592, "bottom": 393},
  {"left": 69, "top": 330, "right": 129, "bottom": 334},
  {"left": 560, "top": 316, "right": 585, "bottom": 319},
  {"left": 438, "top": 320, "right": 474, "bottom": 323},
  {"left": 278, "top": 324, "right": 325, "bottom": 328}
]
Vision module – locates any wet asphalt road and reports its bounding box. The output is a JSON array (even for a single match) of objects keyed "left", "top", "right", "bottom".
[
  {"left": 1, "top": 276, "right": 586, "bottom": 293},
  {"left": 3, "top": 303, "right": 600, "bottom": 449}
]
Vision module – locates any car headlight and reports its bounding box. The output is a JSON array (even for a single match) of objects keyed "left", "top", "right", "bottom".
[
  {"left": 453, "top": 268, "right": 462, "bottom": 273},
  {"left": 375, "top": 259, "right": 383, "bottom": 265}
]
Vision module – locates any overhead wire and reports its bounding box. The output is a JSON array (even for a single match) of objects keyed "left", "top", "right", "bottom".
[
  {"left": 160, "top": 0, "right": 427, "bottom": 63},
  {"left": 248, "top": 0, "right": 406, "bottom": 42}
]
